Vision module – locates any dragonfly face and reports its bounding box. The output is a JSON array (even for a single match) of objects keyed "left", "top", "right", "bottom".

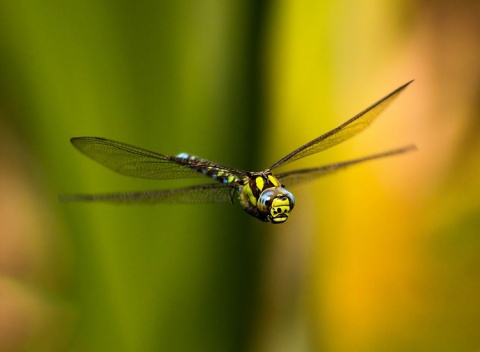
[
  {"left": 63, "top": 81, "right": 416, "bottom": 224},
  {"left": 239, "top": 172, "right": 295, "bottom": 224},
  {"left": 258, "top": 187, "right": 295, "bottom": 224}
]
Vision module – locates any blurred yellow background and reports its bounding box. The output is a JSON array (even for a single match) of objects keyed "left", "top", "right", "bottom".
[{"left": 1, "top": 1, "right": 479, "bottom": 351}]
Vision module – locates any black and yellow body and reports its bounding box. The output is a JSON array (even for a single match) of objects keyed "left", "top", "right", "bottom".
[
  {"left": 171, "top": 154, "right": 295, "bottom": 223},
  {"left": 63, "top": 81, "right": 416, "bottom": 224},
  {"left": 170, "top": 156, "right": 296, "bottom": 223},
  {"left": 239, "top": 172, "right": 294, "bottom": 224}
]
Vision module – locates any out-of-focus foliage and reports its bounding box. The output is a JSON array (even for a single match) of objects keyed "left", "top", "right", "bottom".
[
  {"left": 1, "top": 0, "right": 479, "bottom": 351},
  {"left": 254, "top": 1, "right": 480, "bottom": 352},
  {"left": 0, "top": 1, "right": 266, "bottom": 351}
]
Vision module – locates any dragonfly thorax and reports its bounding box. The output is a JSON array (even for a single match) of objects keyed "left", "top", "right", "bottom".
[{"left": 239, "top": 172, "right": 295, "bottom": 224}]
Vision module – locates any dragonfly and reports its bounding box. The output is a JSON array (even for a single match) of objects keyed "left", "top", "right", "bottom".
[{"left": 63, "top": 81, "right": 415, "bottom": 224}]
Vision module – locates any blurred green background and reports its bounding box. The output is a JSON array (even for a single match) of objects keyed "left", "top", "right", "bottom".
[{"left": 1, "top": 1, "right": 480, "bottom": 351}]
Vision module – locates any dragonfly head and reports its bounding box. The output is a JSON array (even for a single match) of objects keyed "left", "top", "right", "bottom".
[{"left": 257, "top": 187, "right": 295, "bottom": 224}]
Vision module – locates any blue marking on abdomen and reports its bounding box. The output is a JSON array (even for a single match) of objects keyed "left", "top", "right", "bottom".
[{"left": 177, "top": 152, "right": 197, "bottom": 160}]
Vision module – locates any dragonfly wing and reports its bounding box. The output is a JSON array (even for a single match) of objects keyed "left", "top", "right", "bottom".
[
  {"left": 269, "top": 81, "right": 413, "bottom": 170},
  {"left": 276, "top": 145, "right": 416, "bottom": 187},
  {"left": 71, "top": 137, "right": 246, "bottom": 180},
  {"left": 60, "top": 183, "right": 238, "bottom": 204}
]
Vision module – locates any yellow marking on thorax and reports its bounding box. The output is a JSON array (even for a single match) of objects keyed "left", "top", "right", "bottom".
[
  {"left": 268, "top": 175, "right": 279, "bottom": 187},
  {"left": 242, "top": 183, "right": 257, "bottom": 206},
  {"left": 255, "top": 177, "right": 264, "bottom": 191}
]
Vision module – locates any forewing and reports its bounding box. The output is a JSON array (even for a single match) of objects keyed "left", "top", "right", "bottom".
[
  {"left": 60, "top": 183, "right": 237, "bottom": 204},
  {"left": 269, "top": 81, "right": 413, "bottom": 170},
  {"left": 276, "top": 145, "right": 416, "bottom": 187},
  {"left": 70, "top": 137, "right": 242, "bottom": 180}
]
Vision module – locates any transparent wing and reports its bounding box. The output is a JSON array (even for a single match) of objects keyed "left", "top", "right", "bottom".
[
  {"left": 60, "top": 183, "right": 238, "bottom": 204},
  {"left": 70, "top": 137, "right": 246, "bottom": 180},
  {"left": 269, "top": 81, "right": 413, "bottom": 170},
  {"left": 276, "top": 145, "right": 416, "bottom": 187}
]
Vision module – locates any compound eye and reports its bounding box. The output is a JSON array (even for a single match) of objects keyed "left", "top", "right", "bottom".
[
  {"left": 257, "top": 189, "right": 276, "bottom": 213},
  {"left": 285, "top": 191, "right": 295, "bottom": 210}
]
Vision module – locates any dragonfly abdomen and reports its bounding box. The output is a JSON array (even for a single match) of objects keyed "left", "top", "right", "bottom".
[{"left": 175, "top": 153, "right": 241, "bottom": 184}]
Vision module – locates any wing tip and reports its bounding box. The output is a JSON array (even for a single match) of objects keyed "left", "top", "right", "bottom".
[{"left": 391, "top": 80, "right": 413, "bottom": 95}]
